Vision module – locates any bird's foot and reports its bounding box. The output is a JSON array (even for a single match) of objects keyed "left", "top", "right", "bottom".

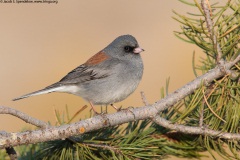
[{"left": 110, "top": 104, "right": 122, "bottom": 111}]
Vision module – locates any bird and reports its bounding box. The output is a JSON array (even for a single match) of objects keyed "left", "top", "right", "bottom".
[{"left": 13, "top": 35, "right": 144, "bottom": 113}]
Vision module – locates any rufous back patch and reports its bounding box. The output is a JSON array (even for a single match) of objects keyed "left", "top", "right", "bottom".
[{"left": 85, "top": 51, "right": 109, "bottom": 65}]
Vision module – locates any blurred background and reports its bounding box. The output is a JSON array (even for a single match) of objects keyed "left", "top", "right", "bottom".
[{"left": 0, "top": 1, "right": 205, "bottom": 132}]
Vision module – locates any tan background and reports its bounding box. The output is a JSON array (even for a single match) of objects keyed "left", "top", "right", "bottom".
[
  {"left": 1, "top": 1, "right": 226, "bottom": 157},
  {"left": 1, "top": 1, "right": 228, "bottom": 159},
  {"left": 0, "top": 0, "right": 204, "bottom": 131}
]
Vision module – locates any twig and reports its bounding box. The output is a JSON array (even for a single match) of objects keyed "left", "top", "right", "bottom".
[
  {"left": 0, "top": 106, "right": 50, "bottom": 129},
  {"left": 232, "top": 54, "right": 240, "bottom": 65},
  {"left": 0, "top": 56, "right": 239, "bottom": 149},
  {"left": 140, "top": 91, "right": 149, "bottom": 106},
  {"left": 199, "top": 102, "right": 204, "bottom": 127},
  {"left": 153, "top": 115, "right": 240, "bottom": 140},
  {"left": 201, "top": 0, "right": 223, "bottom": 65},
  {"left": 82, "top": 143, "right": 122, "bottom": 155},
  {"left": 198, "top": 76, "right": 226, "bottom": 127}
]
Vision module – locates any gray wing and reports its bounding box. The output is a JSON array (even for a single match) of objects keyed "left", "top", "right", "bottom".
[
  {"left": 12, "top": 59, "right": 121, "bottom": 101},
  {"left": 58, "top": 59, "right": 120, "bottom": 85}
]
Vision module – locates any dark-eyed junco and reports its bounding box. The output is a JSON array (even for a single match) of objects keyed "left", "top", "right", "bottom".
[{"left": 13, "top": 35, "right": 144, "bottom": 113}]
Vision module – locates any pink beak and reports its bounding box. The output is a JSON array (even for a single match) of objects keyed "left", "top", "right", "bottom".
[{"left": 133, "top": 47, "right": 145, "bottom": 54}]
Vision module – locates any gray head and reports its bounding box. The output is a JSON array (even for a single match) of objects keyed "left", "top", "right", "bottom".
[{"left": 103, "top": 35, "right": 144, "bottom": 60}]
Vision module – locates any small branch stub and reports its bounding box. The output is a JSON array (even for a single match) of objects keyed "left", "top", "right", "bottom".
[{"left": 79, "top": 127, "right": 85, "bottom": 134}]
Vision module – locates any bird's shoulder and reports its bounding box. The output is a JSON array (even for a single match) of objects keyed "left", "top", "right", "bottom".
[{"left": 58, "top": 55, "right": 121, "bottom": 84}]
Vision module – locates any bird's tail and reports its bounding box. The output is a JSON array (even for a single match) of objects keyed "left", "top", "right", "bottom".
[{"left": 12, "top": 83, "right": 62, "bottom": 101}]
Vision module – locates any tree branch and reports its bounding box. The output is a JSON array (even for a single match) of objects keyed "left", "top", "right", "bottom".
[
  {"left": 201, "top": 0, "right": 224, "bottom": 64},
  {"left": 82, "top": 143, "right": 123, "bottom": 155},
  {"left": 153, "top": 115, "right": 240, "bottom": 140},
  {"left": 0, "top": 106, "right": 50, "bottom": 129},
  {"left": 140, "top": 91, "right": 149, "bottom": 106},
  {"left": 0, "top": 55, "right": 239, "bottom": 149}
]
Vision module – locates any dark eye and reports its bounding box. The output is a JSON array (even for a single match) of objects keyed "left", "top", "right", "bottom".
[{"left": 124, "top": 46, "right": 133, "bottom": 52}]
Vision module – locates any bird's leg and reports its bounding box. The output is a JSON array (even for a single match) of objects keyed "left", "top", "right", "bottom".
[
  {"left": 89, "top": 101, "right": 99, "bottom": 115},
  {"left": 110, "top": 104, "right": 122, "bottom": 111}
]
